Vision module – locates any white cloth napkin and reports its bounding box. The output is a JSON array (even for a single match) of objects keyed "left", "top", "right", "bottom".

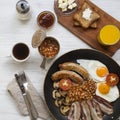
[{"left": 7, "top": 74, "right": 54, "bottom": 120}]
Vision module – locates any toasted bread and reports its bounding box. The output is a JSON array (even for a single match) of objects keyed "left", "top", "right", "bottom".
[
  {"left": 73, "top": 2, "right": 100, "bottom": 28},
  {"left": 74, "top": 20, "right": 97, "bottom": 28}
]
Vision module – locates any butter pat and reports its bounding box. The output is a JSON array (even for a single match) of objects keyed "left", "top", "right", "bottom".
[
  {"left": 72, "top": 2, "right": 77, "bottom": 8},
  {"left": 68, "top": 2, "right": 77, "bottom": 10},
  {"left": 58, "top": 0, "right": 63, "bottom": 4},
  {"left": 67, "top": 0, "right": 75, "bottom": 5},
  {"left": 82, "top": 8, "right": 92, "bottom": 20},
  {"left": 62, "top": 7, "right": 67, "bottom": 12},
  {"left": 58, "top": 2, "right": 68, "bottom": 9}
]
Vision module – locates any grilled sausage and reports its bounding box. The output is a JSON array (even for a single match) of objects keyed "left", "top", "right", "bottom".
[
  {"left": 59, "top": 62, "right": 89, "bottom": 80},
  {"left": 51, "top": 70, "right": 83, "bottom": 84}
]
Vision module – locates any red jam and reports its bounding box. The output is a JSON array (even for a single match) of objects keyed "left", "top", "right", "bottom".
[{"left": 37, "top": 11, "right": 55, "bottom": 29}]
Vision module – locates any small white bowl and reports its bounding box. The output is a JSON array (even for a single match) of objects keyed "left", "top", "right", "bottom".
[{"left": 11, "top": 42, "right": 30, "bottom": 62}]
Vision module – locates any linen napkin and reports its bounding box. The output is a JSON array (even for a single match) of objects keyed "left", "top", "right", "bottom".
[{"left": 7, "top": 73, "right": 54, "bottom": 120}]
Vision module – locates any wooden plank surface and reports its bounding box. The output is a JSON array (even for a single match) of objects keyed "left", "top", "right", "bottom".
[{"left": 54, "top": 0, "right": 120, "bottom": 56}]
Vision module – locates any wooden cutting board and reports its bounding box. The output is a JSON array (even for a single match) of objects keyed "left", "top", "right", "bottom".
[{"left": 54, "top": 0, "right": 120, "bottom": 56}]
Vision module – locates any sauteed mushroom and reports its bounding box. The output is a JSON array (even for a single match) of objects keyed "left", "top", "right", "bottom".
[
  {"left": 63, "top": 96, "right": 71, "bottom": 106},
  {"left": 60, "top": 106, "right": 70, "bottom": 115},
  {"left": 55, "top": 98, "right": 64, "bottom": 107},
  {"left": 59, "top": 89, "right": 67, "bottom": 97},
  {"left": 52, "top": 90, "right": 61, "bottom": 99},
  {"left": 53, "top": 82, "right": 59, "bottom": 89}
]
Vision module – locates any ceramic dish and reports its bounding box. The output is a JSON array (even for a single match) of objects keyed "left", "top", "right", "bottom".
[
  {"left": 44, "top": 49, "right": 120, "bottom": 120},
  {"left": 37, "top": 11, "right": 55, "bottom": 29}
]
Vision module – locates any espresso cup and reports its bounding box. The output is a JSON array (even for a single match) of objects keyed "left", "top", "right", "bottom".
[{"left": 11, "top": 42, "right": 30, "bottom": 62}]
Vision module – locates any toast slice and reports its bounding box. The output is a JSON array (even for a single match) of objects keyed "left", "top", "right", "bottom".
[
  {"left": 73, "top": 2, "right": 100, "bottom": 28},
  {"left": 74, "top": 20, "right": 97, "bottom": 28}
]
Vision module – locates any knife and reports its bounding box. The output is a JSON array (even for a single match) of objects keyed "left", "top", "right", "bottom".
[{"left": 15, "top": 71, "right": 38, "bottom": 120}]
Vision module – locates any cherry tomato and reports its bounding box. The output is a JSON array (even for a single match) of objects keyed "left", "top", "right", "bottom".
[
  {"left": 106, "top": 73, "right": 119, "bottom": 86},
  {"left": 59, "top": 78, "right": 72, "bottom": 91}
]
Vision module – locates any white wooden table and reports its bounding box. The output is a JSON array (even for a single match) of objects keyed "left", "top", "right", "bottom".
[{"left": 0, "top": 0, "right": 120, "bottom": 120}]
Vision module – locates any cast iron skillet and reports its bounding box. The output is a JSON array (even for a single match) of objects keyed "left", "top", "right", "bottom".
[{"left": 44, "top": 49, "right": 120, "bottom": 120}]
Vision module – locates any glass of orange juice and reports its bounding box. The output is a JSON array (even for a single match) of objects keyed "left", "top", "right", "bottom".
[{"left": 98, "top": 25, "right": 120, "bottom": 46}]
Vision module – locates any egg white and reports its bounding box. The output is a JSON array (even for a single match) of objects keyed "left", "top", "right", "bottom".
[
  {"left": 96, "top": 83, "right": 119, "bottom": 102},
  {"left": 77, "top": 59, "right": 108, "bottom": 82},
  {"left": 77, "top": 59, "right": 119, "bottom": 102}
]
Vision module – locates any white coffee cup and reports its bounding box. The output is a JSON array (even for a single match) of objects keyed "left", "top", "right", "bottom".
[{"left": 11, "top": 42, "right": 30, "bottom": 62}]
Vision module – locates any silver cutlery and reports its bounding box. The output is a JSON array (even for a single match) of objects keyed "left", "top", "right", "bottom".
[{"left": 15, "top": 71, "right": 38, "bottom": 120}]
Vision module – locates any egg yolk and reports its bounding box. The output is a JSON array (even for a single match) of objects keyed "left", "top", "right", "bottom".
[
  {"left": 98, "top": 83, "right": 110, "bottom": 94},
  {"left": 96, "top": 66, "right": 108, "bottom": 77}
]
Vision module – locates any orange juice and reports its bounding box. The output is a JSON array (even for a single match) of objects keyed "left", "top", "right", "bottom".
[{"left": 98, "top": 25, "right": 120, "bottom": 45}]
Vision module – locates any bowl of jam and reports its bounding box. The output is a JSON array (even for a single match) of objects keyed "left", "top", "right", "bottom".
[{"left": 37, "top": 11, "right": 55, "bottom": 29}]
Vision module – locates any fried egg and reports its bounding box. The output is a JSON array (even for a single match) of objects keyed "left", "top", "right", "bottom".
[
  {"left": 96, "top": 82, "right": 119, "bottom": 102},
  {"left": 77, "top": 59, "right": 109, "bottom": 82}
]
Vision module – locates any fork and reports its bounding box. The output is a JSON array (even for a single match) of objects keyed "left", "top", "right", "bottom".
[{"left": 15, "top": 71, "right": 38, "bottom": 120}]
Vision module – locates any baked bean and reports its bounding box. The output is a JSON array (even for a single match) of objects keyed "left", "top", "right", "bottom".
[{"left": 38, "top": 37, "right": 59, "bottom": 58}]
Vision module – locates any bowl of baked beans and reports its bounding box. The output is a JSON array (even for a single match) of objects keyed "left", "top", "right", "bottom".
[{"left": 38, "top": 36, "right": 60, "bottom": 68}]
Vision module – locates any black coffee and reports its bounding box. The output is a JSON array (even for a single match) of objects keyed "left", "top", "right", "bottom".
[{"left": 13, "top": 43, "right": 29, "bottom": 60}]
